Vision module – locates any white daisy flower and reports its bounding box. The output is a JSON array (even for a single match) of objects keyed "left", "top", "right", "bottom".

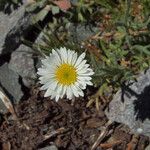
[{"left": 37, "top": 47, "right": 94, "bottom": 101}]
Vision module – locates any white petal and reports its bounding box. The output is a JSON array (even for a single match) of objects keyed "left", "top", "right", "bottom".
[
  {"left": 61, "top": 85, "right": 67, "bottom": 98},
  {"left": 55, "top": 95, "right": 60, "bottom": 101},
  {"left": 67, "top": 50, "right": 74, "bottom": 64},
  {"left": 44, "top": 81, "right": 58, "bottom": 97},
  {"left": 37, "top": 68, "right": 50, "bottom": 76},
  {"left": 72, "top": 83, "right": 84, "bottom": 97},
  {"left": 44, "top": 88, "right": 53, "bottom": 97},
  {"left": 51, "top": 91, "right": 57, "bottom": 99},
  {"left": 52, "top": 49, "right": 62, "bottom": 65},
  {"left": 66, "top": 86, "right": 73, "bottom": 99},
  {"left": 77, "top": 76, "right": 92, "bottom": 81},
  {"left": 56, "top": 84, "right": 64, "bottom": 99},
  {"left": 40, "top": 80, "right": 54, "bottom": 90},
  {"left": 70, "top": 84, "right": 79, "bottom": 97},
  {"left": 71, "top": 52, "right": 78, "bottom": 65},
  {"left": 50, "top": 55, "right": 60, "bottom": 67},
  {"left": 76, "top": 64, "right": 90, "bottom": 72},
  {"left": 74, "top": 52, "right": 86, "bottom": 67},
  {"left": 77, "top": 78, "right": 93, "bottom": 86},
  {"left": 39, "top": 75, "right": 55, "bottom": 84},
  {"left": 75, "top": 80, "right": 86, "bottom": 90},
  {"left": 78, "top": 70, "right": 94, "bottom": 76},
  {"left": 57, "top": 84, "right": 62, "bottom": 94},
  {"left": 85, "top": 80, "right": 93, "bottom": 86},
  {"left": 76, "top": 60, "right": 87, "bottom": 68},
  {"left": 59, "top": 47, "right": 68, "bottom": 63},
  {"left": 77, "top": 87, "right": 84, "bottom": 97},
  {"left": 42, "top": 57, "right": 57, "bottom": 69},
  {"left": 38, "top": 67, "right": 56, "bottom": 76}
]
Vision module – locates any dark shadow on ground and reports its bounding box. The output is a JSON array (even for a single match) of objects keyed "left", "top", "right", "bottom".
[{"left": 134, "top": 85, "right": 150, "bottom": 122}]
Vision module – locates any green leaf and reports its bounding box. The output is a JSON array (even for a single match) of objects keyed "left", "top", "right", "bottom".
[
  {"left": 11, "top": 0, "right": 18, "bottom": 4},
  {"left": 32, "top": 8, "right": 49, "bottom": 24},
  {"left": 78, "top": 12, "right": 84, "bottom": 22},
  {"left": 26, "top": 0, "right": 47, "bottom": 12},
  {"left": 51, "top": 6, "right": 60, "bottom": 15}
]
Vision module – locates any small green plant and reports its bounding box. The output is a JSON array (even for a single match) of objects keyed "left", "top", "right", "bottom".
[
  {"left": 30, "top": 0, "right": 150, "bottom": 108},
  {"left": 86, "top": 0, "right": 150, "bottom": 108}
]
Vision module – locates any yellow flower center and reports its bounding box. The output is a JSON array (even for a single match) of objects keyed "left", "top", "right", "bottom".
[{"left": 55, "top": 63, "right": 77, "bottom": 85}]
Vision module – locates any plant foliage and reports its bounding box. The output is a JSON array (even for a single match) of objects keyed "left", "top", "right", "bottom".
[{"left": 27, "top": 0, "right": 150, "bottom": 107}]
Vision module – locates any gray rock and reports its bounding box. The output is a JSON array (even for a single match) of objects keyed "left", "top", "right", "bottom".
[
  {"left": 9, "top": 44, "right": 37, "bottom": 87},
  {"left": 105, "top": 68, "right": 150, "bottom": 137},
  {"left": 68, "top": 23, "right": 98, "bottom": 43},
  {"left": 0, "top": 4, "right": 32, "bottom": 55},
  {"left": 0, "top": 63, "right": 23, "bottom": 113},
  {"left": 38, "top": 145, "right": 58, "bottom": 150},
  {"left": 145, "top": 144, "right": 150, "bottom": 150}
]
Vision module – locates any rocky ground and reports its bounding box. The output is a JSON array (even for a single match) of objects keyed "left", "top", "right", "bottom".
[{"left": 0, "top": 1, "right": 150, "bottom": 150}]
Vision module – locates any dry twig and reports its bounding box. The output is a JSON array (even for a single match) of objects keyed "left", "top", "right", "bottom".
[
  {"left": 0, "top": 89, "right": 18, "bottom": 121},
  {"left": 100, "top": 140, "right": 122, "bottom": 149},
  {"left": 91, "top": 120, "right": 114, "bottom": 150},
  {"left": 44, "top": 127, "right": 70, "bottom": 141},
  {"left": 126, "top": 134, "right": 139, "bottom": 150}
]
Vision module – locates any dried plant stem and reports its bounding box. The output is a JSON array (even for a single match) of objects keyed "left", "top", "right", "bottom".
[
  {"left": 44, "top": 127, "right": 70, "bottom": 141},
  {"left": 126, "top": 134, "right": 139, "bottom": 150},
  {"left": 0, "top": 90, "right": 18, "bottom": 121},
  {"left": 91, "top": 120, "right": 113, "bottom": 150},
  {"left": 100, "top": 140, "right": 122, "bottom": 149}
]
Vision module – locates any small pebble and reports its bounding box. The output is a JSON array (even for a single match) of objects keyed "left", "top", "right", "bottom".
[{"left": 137, "top": 128, "right": 143, "bottom": 134}]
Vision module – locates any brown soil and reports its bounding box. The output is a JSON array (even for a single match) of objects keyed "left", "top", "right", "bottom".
[{"left": 0, "top": 86, "right": 149, "bottom": 150}]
